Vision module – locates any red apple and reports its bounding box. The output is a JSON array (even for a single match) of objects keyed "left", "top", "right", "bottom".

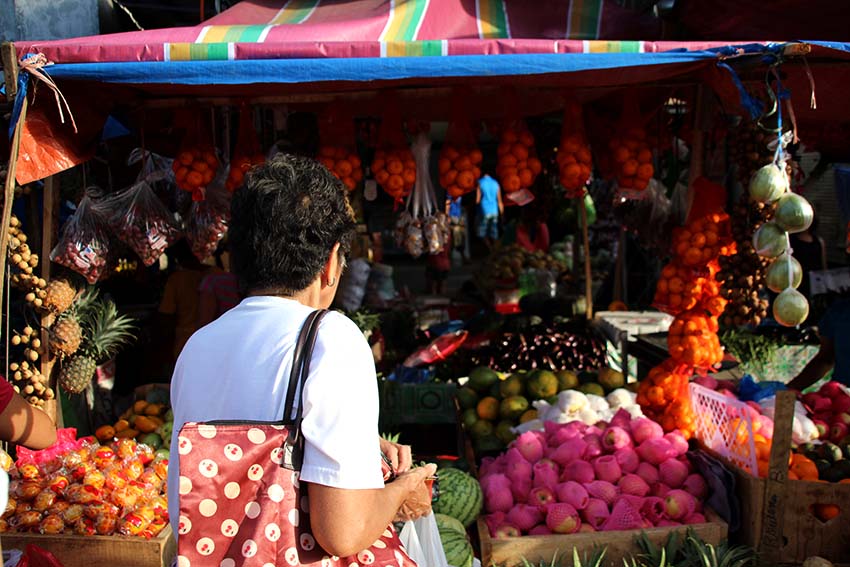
[
  {"left": 819, "top": 381, "right": 845, "bottom": 398},
  {"left": 832, "top": 395, "right": 850, "bottom": 415},
  {"left": 494, "top": 524, "right": 522, "bottom": 538},
  {"left": 832, "top": 413, "right": 850, "bottom": 427},
  {"left": 802, "top": 393, "right": 820, "bottom": 410},
  {"left": 830, "top": 422, "right": 849, "bottom": 444},
  {"left": 813, "top": 419, "right": 829, "bottom": 439},
  {"left": 529, "top": 487, "right": 556, "bottom": 509}
]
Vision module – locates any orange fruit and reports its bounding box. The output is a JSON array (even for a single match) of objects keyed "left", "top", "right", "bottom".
[
  {"left": 387, "top": 160, "right": 403, "bottom": 175},
  {"left": 637, "top": 149, "right": 653, "bottom": 164},
  {"left": 512, "top": 144, "right": 529, "bottom": 161},
  {"left": 477, "top": 397, "right": 500, "bottom": 421},
  {"left": 813, "top": 504, "right": 840, "bottom": 522},
  {"left": 637, "top": 163, "right": 654, "bottom": 180},
  {"left": 470, "top": 149, "right": 483, "bottom": 164},
  {"left": 519, "top": 131, "right": 534, "bottom": 147},
  {"left": 438, "top": 158, "right": 451, "bottom": 174},
  {"left": 457, "top": 171, "right": 475, "bottom": 190}
]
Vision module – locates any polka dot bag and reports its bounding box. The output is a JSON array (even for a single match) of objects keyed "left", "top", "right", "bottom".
[{"left": 175, "top": 310, "right": 418, "bottom": 567}]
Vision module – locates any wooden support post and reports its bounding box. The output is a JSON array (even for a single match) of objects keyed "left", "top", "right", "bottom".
[
  {"left": 0, "top": 97, "right": 27, "bottom": 330},
  {"left": 579, "top": 196, "right": 593, "bottom": 320},
  {"left": 1, "top": 42, "right": 18, "bottom": 102},
  {"left": 759, "top": 389, "right": 796, "bottom": 562},
  {"left": 41, "top": 177, "right": 61, "bottom": 426}
]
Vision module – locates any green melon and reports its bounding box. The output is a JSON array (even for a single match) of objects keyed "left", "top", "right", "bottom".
[
  {"left": 440, "top": 530, "right": 474, "bottom": 567},
  {"left": 432, "top": 468, "right": 483, "bottom": 528},
  {"left": 435, "top": 513, "right": 467, "bottom": 537}
]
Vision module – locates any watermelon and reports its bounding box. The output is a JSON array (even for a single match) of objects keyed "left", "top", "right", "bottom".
[
  {"left": 435, "top": 513, "right": 467, "bottom": 537},
  {"left": 432, "top": 468, "right": 483, "bottom": 528},
  {"left": 440, "top": 530, "right": 474, "bottom": 567}
]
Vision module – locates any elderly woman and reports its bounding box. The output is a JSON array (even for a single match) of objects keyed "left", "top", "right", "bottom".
[{"left": 168, "top": 155, "right": 435, "bottom": 557}]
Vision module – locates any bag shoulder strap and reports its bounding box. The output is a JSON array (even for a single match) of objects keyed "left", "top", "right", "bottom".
[{"left": 282, "top": 309, "right": 329, "bottom": 423}]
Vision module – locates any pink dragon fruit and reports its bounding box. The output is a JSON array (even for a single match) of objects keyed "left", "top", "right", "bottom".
[
  {"left": 640, "top": 497, "right": 666, "bottom": 525},
  {"left": 528, "top": 486, "right": 556, "bottom": 509},
  {"left": 510, "top": 479, "right": 533, "bottom": 503},
  {"left": 592, "top": 455, "right": 622, "bottom": 484},
  {"left": 636, "top": 438, "right": 676, "bottom": 466},
  {"left": 528, "top": 524, "right": 552, "bottom": 535},
  {"left": 601, "top": 498, "right": 644, "bottom": 531},
  {"left": 550, "top": 437, "right": 587, "bottom": 467},
  {"left": 514, "top": 431, "right": 545, "bottom": 463},
  {"left": 533, "top": 460, "right": 560, "bottom": 490},
  {"left": 584, "top": 480, "right": 619, "bottom": 505},
  {"left": 630, "top": 417, "right": 664, "bottom": 445},
  {"left": 493, "top": 524, "right": 522, "bottom": 538},
  {"left": 664, "top": 431, "right": 689, "bottom": 456},
  {"left": 581, "top": 498, "right": 610, "bottom": 530},
  {"left": 545, "top": 422, "right": 583, "bottom": 447},
  {"left": 555, "top": 481, "right": 589, "bottom": 510},
  {"left": 619, "top": 474, "right": 650, "bottom": 497},
  {"left": 479, "top": 456, "right": 501, "bottom": 478},
  {"left": 582, "top": 434, "right": 603, "bottom": 459},
  {"left": 636, "top": 462, "right": 660, "bottom": 485},
  {"left": 609, "top": 408, "right": 632, "bottom": 429},
  {"left": 482, "top": 474, "right": 514, "bottom": 513},
  {"left": 507, "top": 504, "right": 544, "bottom": 531},
  {"left": 684, "top": 513, "right": 706, "bottom": 524},
  {"left": 659, "top": 458, "right": 689, "bottom": 489},
  {"left": 651, "top": 483, "right": 672, "bottom": 498},
  {"left": 615, "top": 447, "right": 640, "bottom": 474},
  {"left": 546, "top": 503, "right": 581, "bottom": 534},
  {"left": 683, "top": 474, "right": 708, "bottom": 500},
  {"left": 602, "top": 426, "right": 633, "bottom": 452},
  {"left": 484, "top": 512, "right": 506, "bottom": 534},
  {"left": 561, "top": 460, "right": 595, "bottom": 484},
  {"left": 664, "top": 489, "right": 696, "bottom": 520}
]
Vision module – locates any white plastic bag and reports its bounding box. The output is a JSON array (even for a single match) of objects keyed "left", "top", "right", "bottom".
[{"left": 399, "top": 513, "right": 450, "bottom": 567}]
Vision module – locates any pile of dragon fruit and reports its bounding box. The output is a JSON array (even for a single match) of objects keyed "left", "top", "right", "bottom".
[{"left": 480, "top": 409, "right": 709, "bottom": 537}]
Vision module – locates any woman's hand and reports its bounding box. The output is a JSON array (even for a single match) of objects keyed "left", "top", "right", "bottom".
[
  {"left": 394, "top": 463, "right": 437, "bottom": 522},
  {"left": 379, "top": 436, "right": 412, "bottom": 474}
]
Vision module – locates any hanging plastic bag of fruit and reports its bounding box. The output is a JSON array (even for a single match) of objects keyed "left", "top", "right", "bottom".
[
  {"left": 225, "top": 106, "right": 265, "bottom": 192},
  {"left": 495, "top": 89, "right": 542, "bottom": 199},
  {"left": 100, "top": 180, "right": 181, "bottom": 267},
  {"left": 439, "top": 90, "right": 482, "bottom": 199},
  {"left": 316, "top": 102, "right": 363, "bottom": 192},
  {"left": 127, "top": 147, "right": 173, "bottom": 187},
  {"left": 172, "top": 109, "right": 221, "bottom": 201},
  {"left": 185, "top": 171, "right": 230, "bottom": 261},
  {"left": 50, "top": 192, "right": 114, "bottom": 284},
  {"left": 371, "top": 92, "right": 415, "bottom": 203},
  {"left": 557, "top": 96, "right": 593, "bottom": 199},
  {"left": 610, "top": 96, "right": 656, "bottom": 200}
]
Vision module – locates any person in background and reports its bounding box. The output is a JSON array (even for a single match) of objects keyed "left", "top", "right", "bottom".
[
  {"left": 476, "top": 173, "right": 503, "bottom": 249},
  {"left": 789, "top": 214, "right": 827, "bottom": 298},
  {"left": 446, "top": 194, "right": 469, "bottom": 263},
  {"left": 0, "top": 379, "right": 56, "bottom": 449},
  {"left": 425, "top": 238, "right": 451, "bottom": 295},
  {"left": 788, "top": 296, "right": 850, "bottom": 391},
  {"left": 158, "top": 239, "right": 213, "bottom": 364},
  {"left": 197, "top": 241, "right": 240, "bottom": 328}
]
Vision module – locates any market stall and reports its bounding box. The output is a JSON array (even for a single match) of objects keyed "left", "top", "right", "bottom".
[{"left": 2, "top": 2, "right": 850, "bottom": 565}]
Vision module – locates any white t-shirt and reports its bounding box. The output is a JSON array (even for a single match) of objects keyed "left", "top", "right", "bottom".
[{"left": 167, "top": 296, "right": 384, "bottom": 530}]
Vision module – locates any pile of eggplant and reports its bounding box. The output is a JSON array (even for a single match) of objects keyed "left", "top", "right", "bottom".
[{"left": 468, "top": 321, "right": 607, "bottom": 373}]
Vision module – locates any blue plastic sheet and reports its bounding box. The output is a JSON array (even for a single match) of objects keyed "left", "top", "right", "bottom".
[{"left": 737, "top": 374, "right": 787, "bottom": 402}]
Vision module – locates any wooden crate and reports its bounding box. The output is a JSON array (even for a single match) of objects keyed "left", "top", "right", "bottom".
[
  {"left": 696, "top": 391, "right": 850, "bottom": 565},
  {"left": 0, "top": 524, "right": 175, "bottom": 567},
  {"left": 477, "top": 510, "right": 728, "bottom": 567}
]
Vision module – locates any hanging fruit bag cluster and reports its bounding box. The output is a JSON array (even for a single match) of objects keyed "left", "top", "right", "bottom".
[
  {"left": 371, "top": 94, "right": 415, "bottom": 202},
  {"left": 226, "top": 106, "right": 265, "bottom": 192},
  {"left": 172, "top": 111, "right": 221, "bottom": 201},
  {"left": 50, "top": 194, "right": 114, "bottom": 284},
  {"left": 439, "top": 91, "right": 483, "bottom": 198},
  {"left": 557, "top": 97, "right": 593, "bottom": 198},
  {"left": 316, "top": 103, "right": 363, "bottom": 191}
]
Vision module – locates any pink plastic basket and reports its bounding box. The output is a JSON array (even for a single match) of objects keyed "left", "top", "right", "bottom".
[{"left": 689, "top": 382, "right": 758, "bottom": 476}]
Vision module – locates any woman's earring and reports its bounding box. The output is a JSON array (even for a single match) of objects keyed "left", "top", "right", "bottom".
[{"left": 327, "top": 277, "right": 336, "bottom": 287}]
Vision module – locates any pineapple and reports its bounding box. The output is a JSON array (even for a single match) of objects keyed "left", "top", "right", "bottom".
[
  {"left": 59, "top": 297, "right": 134, "bottom": 394},
  {"left": 43, "top": 279, "right": 77, "bottom": 314},
  {"left": 49, "top": 288, "right": 96, "bottom": 358}
]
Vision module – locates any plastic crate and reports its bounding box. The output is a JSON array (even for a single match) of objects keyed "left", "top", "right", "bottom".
[
  {"left": 689, "top": 382, "right": 758, "bottom": 476},
  {"left": 379, "top": 382, "right": 458, "bottom": 426}
]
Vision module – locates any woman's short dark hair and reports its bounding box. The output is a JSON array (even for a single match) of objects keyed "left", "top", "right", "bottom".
[{"left": 229, "top": 154, "right": 356, "bottom": 295}]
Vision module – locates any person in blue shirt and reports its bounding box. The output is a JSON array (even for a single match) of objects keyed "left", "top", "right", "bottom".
[
  {"left": 788, "top": 297, "right": 850, "bottom": 390},
  {"left": 445, "top": 195, "right": 470, "bottom": 262},
  {"left": 476, "top": 173, "right": 503, "bottom": 249}
]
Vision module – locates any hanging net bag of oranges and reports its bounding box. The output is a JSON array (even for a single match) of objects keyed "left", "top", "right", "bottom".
[
  {"left": 609, "top": 97, "right": 655, "bottom": 198},
  {"left": 439, "top": 90, "right": 482, "bottom": 199},
  {"left": 371, "top": 93, "right": 415, "bottom": 204},
  {"left": 637, "top": 358, "right": 696, "bottom": 438},
  {"left": 172, "top": 110, "right": 221, "bottom": 201},
  {"left": 557, "top": 97, "right": 593, "bottom": 199},
  {"left": 316, "top": 103, "right": 363, "bottom": 192},
  {"left": 225, "top": 106, "right": 265, "bottom": 192},
  {"left": 495, "top": 89, "right": 542, "bottom": 199}
]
